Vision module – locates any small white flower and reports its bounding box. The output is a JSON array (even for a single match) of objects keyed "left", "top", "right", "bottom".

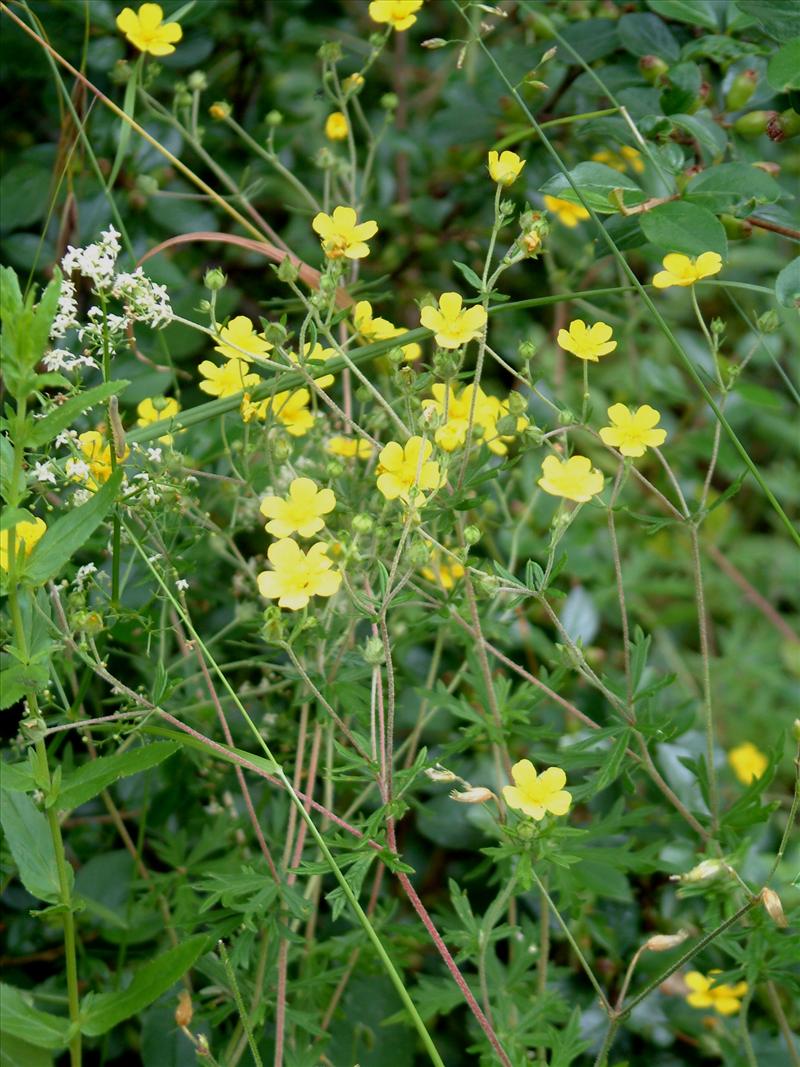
[
  {"left": 73, "top": 563, "right": 97, "bottom": 589},
  {"left": 65, "top": 458, "right": 90, "bottom": 482},
  {"left": 72, "top": 488, "right": 92, "bottom": 506},
  {"left": 32, "top": 461, "right": 57, "bottom": 485},
  {"left": 175, "top": 578, "right": 189, "bottom": 592},
  {"left": 55, "top": 429, "right": 79, "bottom": 447},
  {"left": 146, "top": 447, "right": 163, "bottom": 463}
]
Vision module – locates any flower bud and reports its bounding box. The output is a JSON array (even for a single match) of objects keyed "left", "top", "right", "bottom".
[
  {"left": 421, "top": 37, "right": 448, "bottom": 49},
  {"left": 518, "top": 339, "right": 537, "bottom": 360},
  {"left": 318, "top": 41, "right": 343, "bottom": 63},
  {"left": 272, "top": 436, "right": 293, "bottom": 462},
  {"left": 507, "top": 390, "right": 528, "bottom": 416},
  {"left": 644, "top": 930, "right": 690, "bottom": 952},
  {"left": 266, "top": 109, "right": 283, "bottom": 127},
  {"left": 204, "top": 267, "right": 227, "bottom": 291},
  {"left": 276, "top": 257, "right": 299, "bottom": 283},
  {"left": 426, "top": 765, "right": 458, "bottom": 783},
  {"left": 209, "top": 101, "right": 232, "bottom": 121},
  {"left": 188, "top": 71, "right": 208, "bottom": 92},
  {"left": 450, "top": 787, "right": 494, "bottom": 804},
  {"left": 362, "top": 635, "right": 385, "bottom": 666},
  {"left": 135, "top": 174, "right": 159, "bottom": 197},
  {"left": 407, "top": 541, "right": 430, "bottom": 567},
  {"left": 670, "top": 858, "right": 724, "bottom": 883},
  {"left": 464, "top": 524, "right": 481, "bottom": 546},
  {"left": 725, "top": 69, "right": 758, "bottom": 111},
  {"left": 343, "top": 73, "right": 365, "bottom": 93},
  {"left": 761, "top": 887, "right": 788, "bottom": 927},
  {"left": 767, "top": 108, "right": 800, "bottom": 142},
  {"left": 639, "top": 55, "right": 669, "bottom": 85},
  {"left": 381, "top": 92, "right": 399, "bottom": 111},
  {"left": 793, "top": 718, "right": 800, "bottom": 742},
  {"left": 733, "top": 110, "right": 776, "bottom": 139},
  {"left": 175, "top": 990, "right": 193, "bottom": 1027}
]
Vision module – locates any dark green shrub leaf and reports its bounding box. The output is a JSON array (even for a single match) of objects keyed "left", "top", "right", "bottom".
[
  {"left": 640, "top": 200, "right": 728, "bottom": 257},
  {"left": 735, "top": 0, "right": 800, "bottom": 40},
  {"left": 618, "top": 12, "right": 681, "bottom": 61},
  {"left": 685, "top": 163, "right": 782, "bottom": 214},
  {"left": 541, "top": 162, "right": 647, "bottom": 214},
  {"left": 647, "top": 0, "right": 720, "bottom": 32}
]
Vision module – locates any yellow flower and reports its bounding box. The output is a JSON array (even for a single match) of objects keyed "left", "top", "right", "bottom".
[
  {"left": 260, "top": 478, "right": 336, "bottom": 539},
  {"left": 241, "top": 394, "right": 269, "bottom": 423},
  {"left": 620, "top": 145, "right": 645, "bottom": 173},
  {"left": 487, "top": 149, "right": 526, "bottom": 186},
  {"left": 368, "top": 0, "right": 423, "bottom": 31},
  {"left": 287, "top": 342, "right": 337, "bottom": 389},
  {"left": 325, "top": 111, "right": 349, "bottom": 141},
  {"left": 68, "top": 431, "right": 129, "bottom": 490},
  {"left": 420, "top": 292, "right": 487, "bottom": 350},
  {"left": 312, "top": 206, "right": 378, "bottom": 260},
  {"left": 685, "top": 972, "right": 748, "bottom": 1016},
  {"left": 591, "top": 146, "right": 644, "bottom": 175},
  {"left": 327, "top": 435, "right": 373, "bottom": 459},
  {"left": 538, "top": 454, "right": 604, "bottom": 503},
  {"left": 116, "top": 3, "right": 182, "bottom": 56},
  {"left": 343, "top": 73, "right": 365, "bottom": 93},
  {"left": 257, "top": 539, "right": 341, "bottom": 611},
  {"left": 653, "top": 252, "right": 722, "bottom": 289},
  {"left": 557, "top": 319, "right": 617, "bottom": 362},
  {"left": 198, "top": 358, "right": 259, "bottom": 399},
  {"left": 353, "top": 300, "right": 396, "bottom": 342},
  {"left": 728, "top": 742, "right": 768, "bottom": 785},
  {"left": 543, "top": 195, "right": 590, "bottom": 227},
  {"left": 502, "top": 759, "right": 572, "bottom": 820},
  {"left": 376, "top": 436, "right": 443, "bottom": 504},
  {"left": 265, "top": 389, "right": 314, "bottom": 437},
  {"left": 599, "top": 404, "right": 666, "bottom": 458},
  {"left": 389, "top": 327, "right": 422, "bottom": 363},
  {"left": 0, "top": 517, "right": 46, "bottom": 571},
  {"left": 421, "top": 552, "right": 465, "bottom": 590},
  {"left": 591, "top": 148, "right": 627, "bottom": 173},
  {"left": 214, "top": 316, "right": 272, "bottom": 362},
  {"left": 136, "top": 397, "right": 180, "bottom": 444}
]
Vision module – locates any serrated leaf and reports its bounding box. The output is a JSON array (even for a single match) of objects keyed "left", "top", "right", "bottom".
[
  {"left": 56, "top": 742, "right": 180, "bottom": 812},
  {"left": 640, "top": 201, "right": 728, "bottom": 257},
  {"left": 27, "top": 381, "right": 130, "bottom": 449},
  {"left": 0, "top": 984, "right": 72, "bottom": 1050},
  {"left": 0, "top": 661, "right": 49, "bottom": 709},
  {"left": 80, "top": 936, "right": 207, "bottom": 1037},
  {"left": 23, "top": 469, "right": 123, "bottom": 586}
]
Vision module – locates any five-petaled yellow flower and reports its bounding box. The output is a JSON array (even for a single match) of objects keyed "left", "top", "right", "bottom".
[
  {"left": 599, "top": 404, "right": 667, "bottom": 458},
  {"left": 503, "top": 759, "right": 572, "bottom": 821},
  {"left": 353, "top": 300, "right": 396, "bottom": 341},
  {"left": 653, "top": 252, "right": 722, "bottom": 289},
  {"left": 591, "top": 146, "right": 644, "bottom": 174},
  {"left": 368, "top": 0, "right": 423, "bottom": 31},
  {"left": 685, "top": 972, "right": 748, "bottom": 1016},
  {"left": 260, "top": 478, "right": 336, "bottom": 539},
  {"left": 488, "top": 150, "right": 526, "bottom": 187},
  {"left": 136, "top": 397, "right": 181, "bottom": 444},
  {"left": 325, "top": 111, "right": 349, "bottom": 141},
  {"left": 116, "top": 3, "right": 182, "bottom": 56},
  {"left": 423, "top": 383, "right": 526, "bottom": 456},
  {"left": 264, "top": 389, "right": 314, "bottom": 436},
  {"left": 0, "top": 517, "right": 47, "bottom": 571},
  {"left": 327, "top": 435, "right": 373, "bottom": 459},
  {"left": 543, "top": 195, "right": 589, "bottom": 227},
  {"left": 214, "top": 316, "right": 272, "bottom": 362},
  {"left": 199, "top": 358, "right": 259, "bottom": 399},
  {"left": 557, "top": 319, "right": 617, "bottom": 362},
  {"left": 376, "top": 436, "right": 443, "bottom": 504},
  {"left": 538, "top": 454, "right": 604, "bottom": 503},
  {"left": 287, "top": 342, "right": 337, "bottom": 389},
  {"left": 312, "top": 206, "right": 378, "bottom": 260},
  {"left": 257, "top": 539, "right": 341, "bottom": 611},
  {"left": 421, "top": 552, "right": 465, "bottom": 590},
  {"left": 420, "top": 292, "right": 487, "bottom": 350},
  {"left": 728, "top": 742, "right": 768, "bottom": 785},
  {"left": 67, "top": 431, "right": 129, "bottom": 490}
]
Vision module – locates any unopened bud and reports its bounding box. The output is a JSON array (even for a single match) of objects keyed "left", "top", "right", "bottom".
[
  {"left": 362, "top": 635, "right": 384, "bottom": 666},
  {"left": 209, "top": 101, "right": 231, "bottom": 121},
  {"left": 733, "top": 110, "right": 776, "bottom": 139},
  {"left": 175, "top": 990, "right": 193, "bottom": 1027},
  {"left": 421, "top": 37, "right": 448, "bottom": 49},
  {"left": 518, "top": 339, "right": 537, "bottom": 360},
  {"left": 639, "top": 55, "right": 668, "bottom": 84},
  {"left": 450, "top": 787, "right": 494, "bottom": 804},
  {"left": 793, "top": 718, "right": 800, "bottom": 742},
  {"left": 767, "top": 108, "right": 800, "bottom": 143},
  {"left": 757, "top": 309, "right": 780, "bottom": 334},
  {"left": 464, "top": 524, "right": 481, "bottom": 545},
  {"left": 381, "top": 92, "right": 399, "bottom": 111},
  {"left": 407, "top": 541, "right": 430, "bottom": 567},
  {"left": 188, "top": 71, "right": 208, "bottom": 92},
  {"left": 276, "top": 257, "right": 299, "bottom": 283},
  {"left": 425, "top": 765, "right": 457, "bottom": 783},
  {"left": 761, "top": 887, "right": 788, "bottom": 927},
  {"left": 342, "top": 73, "right": 365, "bottom": 92},
  {"left": 671, "top": 858, "right": 724, "bottom": 883},
  {"left": 644, "top": 930, "right": 690, "bottom": 952},
  {"left": 266, "top": 109, "right": 283, "bottom": 127},
  {"left": 204, "top": 267, "right": 227, "bottom": 291},
  {"left": 318, "top": 41, "right": 343, "bottom": 63},
  {"left": 352, "top": 512, "right": 374, "bottom": 534}
]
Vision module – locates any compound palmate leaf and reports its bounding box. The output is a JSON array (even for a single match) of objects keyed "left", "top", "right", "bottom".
[{"left": 80, "top": 936, "right": 208, "bottom": 1036}]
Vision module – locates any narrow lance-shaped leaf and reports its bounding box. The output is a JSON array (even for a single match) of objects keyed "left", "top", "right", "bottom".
[
  {"left": 27, "top": 381, "right": 130, "bottom": 449},
  {"left": 0, "top": 791, "right": 66, "bottom": 903},
  {"left": 0, "top": 983, "right": 73, "bottom": 1050},
  {"left": 55, "top": 742, "right": 181, "bottom": 812}
]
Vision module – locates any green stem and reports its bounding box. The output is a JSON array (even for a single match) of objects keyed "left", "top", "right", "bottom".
[
  {"left": 536, "top": 874, "right": 550, "bottom": 1063},
  {"left": 218, "top": 940, "right": 262, "bottom": 1067},
  {"left": 592, "top": 1018, "right": 620, "bottom": 1067},
  {"left": 690, "top": 524, "right": 719, "bottom": 836}
]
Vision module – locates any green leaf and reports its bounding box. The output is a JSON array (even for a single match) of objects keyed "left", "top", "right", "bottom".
[
  {"left": 540, "top": 162, "right": 647, "bottom": 214},
  {"left": 0, "top": 792, "right": 65, "bottom": 903},
  {"left": 0, "top": 984, "right": 71, "bottom": 1050},
  {"left": 767, "top": 37, "right": 800, "bottom": 91},
  {"left": 594, "top": 731, "right": 632, "bottom": 792},
  {"left": 0, "top": 436, "right": 25, "bottom": 505},
  {"left": 0, "top": 1031, "right": 54, "bottom": 1067},
  {"left": 775, "top": 256, "right": 800, "bottom": 308},
  {"left": 80, "top": 936, "right": 208, "bottom": 1036},
  {"left": 0, "top": 761, "right": 36, "bottom": 792},
  {"left": 452, "top": 260, "right": 484, "bottom": 292},
  {"left": 23, "top": 469, "right": 123, "bottom": 586},
  {"left": 735, "top": 0, "right": 800, "bottom": 40},
  {"left": 27, "top": 381, "right": 130, "bottom": 449},
  {"left": 56, "top": 742, "right": 180, "bottom": 812},
  {"left": 640, "top": 201, "right": 728, "bottom": 257},
  {"left": 0, "top": 269, "right": 62, "bottom": 399},
  {"left": 0, "top": 661, "right": 49, "bottom": 710},
  {"left": 670, "top": 112, "right": 727, "bottom": 162},
  {"left": 618, "top": 12, "right": 680, "bottom": 61},
  {"left": 647, "top": 0, "right": 719, "bottom": 31},
  {"left": 0, "top": 507, "right": 34, "bottom": 532},
  {"left": 684, "top": 163, "right": 782, "bottom": 214}
]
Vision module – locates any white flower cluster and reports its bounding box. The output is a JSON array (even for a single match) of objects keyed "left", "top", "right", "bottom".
[
  {"left": 50, "top": 278, "right": 79, "bottom": 339},
  {"left": 61, "top": 226, "right": 122, "bottom": 293},
  {"left": 112, "top": 269, "right": 173, "bottom": 329},
  {"left": 42, "top": 348, "right": 97, "bottom": 373}
]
